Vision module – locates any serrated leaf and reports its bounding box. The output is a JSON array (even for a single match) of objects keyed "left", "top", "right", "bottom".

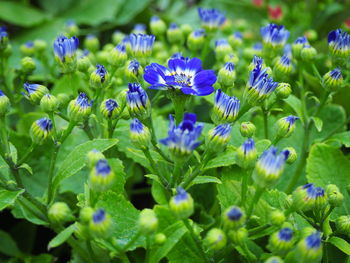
[
  {"left": 311, "top": 116, "right": 323, "bottom": 132},
  {"left": 96, "top": 191, "right": 143, "bottom": 249},
  {"left": 48, "top": 224, "right": 76, "bottom": 249},
  {"left": 51, "top": 139, "right": 118, "bottom": 199},
  {"left": 188, "top": 176, "right": 222, "bottom": 188},
  {"left": 306, "top": 143, "right": 350, "bottom": 217},
  {"left": 0, "top": 189, "right": 24, "bottom": 211},
  {"left": 149, "top": 221, "right": 187, "bottom": 263},
  {"left": 204, "top": 145, "right": 236, "bottom": 170},
  {"left": 328, "top": 237, "right": 350, "bottom": 255}
]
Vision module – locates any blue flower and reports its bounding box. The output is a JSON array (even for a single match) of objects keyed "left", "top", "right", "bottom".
[
  {"left": 130, "top": 118, "right": 151, "bottom": 149},
  {"left": 260, "top": 24, "right": 290, "bottom": 48},
  {"left": 207, "top": 124, "right": 232, "bottom": 151},
  {"left": 100, "top": 99, "right": 120, "bottom": 119},
  {"left": 169, "top": 23, "right": 179, "bottom": 30},
  {"left": 90, "top": 159, "right": 115, "bottom": 191},
  {"left": 212, "top": 89, "right": 240, "bottom": 123},
  {"left": 37, "top": 117, "right": 53, "bottom": 132},
  {"left": 193, "top": 29, "right": 206, "bottom": 38},
  {"left": 129, "top": 33, "right": 155, "bottom": 57},
  {"left": 278, "top": 228, "right": 293, "bottom": 241},
  {"left": 93, "top": 209, "right": 106, "bottom": 224},
  {"left": 127, "top": 59, "right": 141, "bottom": 76},
  {"left": 76, "top": 92, "right": 93, "bottom": 108},
  {"left": 223, "top": 206, "right": 245, "bottom": 229},
  {"left": 328, "top": 29, "right": 350, "bottom": 57},
  {"left": 236, "top": 138, "right": 257, "bottom": 168},
  {"left": 174, "top": 187, "right": 190, "bottom": 204},
  {"left": 160, "top": 112, "right": 203, "bottom": 156},
  {"left": 126, "top": 83, "right": 150, "bottom": 118},
  {"left": 227, "top": 207, "right": 243, "bottom": 221},
  {"left": 233, "top": 31, "right": 243, "bottom": 40},
  {"left": 197, "top": 8, "right": 226, "bottom": 30},
  {"left": 53, "top": 35, "right": 79, "bottom": 62},
  {"left": 144, "top": 57, "right": 216, "bottom": 96},
  {"left": 276, "top": 115, "right": 299, "bottom": 138},
  {"left": 95, "top": 159, "right": 111, "bottom": 176},
  {"left": 253, "top": 42, "right": 263, "bottom": 51},
  {"left": 91, "top": 64, "right": 108, "bottom": 86},
  {"left": 253, "top": 147, "right": 289, "bottom": 187},
  {"left": 23, "top": 83, "right": 48, "bottom": 103},
  {"left": 30, "top": 117, "right": 53, "bottom": 144},
  {"left": 294, "top": 36, "right": 308, "bottom": 45},
  {"left": 68, "top": 93, "right": 93, "bottom": 122},
  {"left": 244, "top": 58, "right": 278, "bottom": 105},
  {"left": 0, "top": 26, "right": 8, "bottom": 49},
  {"left": 305, "top": 232, "right": 321, "bottom": 249},
  {"left": 169, "top": 187, "right": 194, "bottom": 218}
]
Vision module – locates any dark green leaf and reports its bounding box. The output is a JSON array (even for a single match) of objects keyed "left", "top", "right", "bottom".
[
  {"left": 48, "top": 224, "right": 76, "bottom": 249},
  {"left": 0, "top": 230, "right": 22, "bottom": 257},
  {"left": 0, "top": 188, "right": 24, "bottom": 211},
  {"left": 328, "top": 237, "right": 350, "bottom": 255}
]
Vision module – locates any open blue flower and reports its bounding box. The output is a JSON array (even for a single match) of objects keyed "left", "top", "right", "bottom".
[
  {"left": 160, "top": 112, "right": 203, "bottom": 156},
  {"left": 260, "top": 24, "right": 289, "bottom": 48},
  {"left": 144, "top": 57, "right": 216, "bottom": 96},
  {"left": 53, "top": 35, "right": 79, "bottom": 62},
  {"left": 328, "top": 29, "right": 350, "bottom": 57}
]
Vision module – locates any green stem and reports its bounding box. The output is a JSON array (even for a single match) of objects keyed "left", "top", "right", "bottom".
[
  {"left": 49, "top": 112, "right": 57, "bottom": 140},
  {"left": 142, "top": 148, "right": 169, "bottom": 189},
  {"left": 261, "top": 106, "right": 269, "bottom": 139},
  {"left": 60, "top": 122, "right": 76, "bottom": 142},
  {"left": 247, "top": 186, "right": 264, "bottom": 219},
  {"left": 86, "top": 241, "right": 98, "bottom": 263},
  {"left": 172, "top": 97, "right": 185, "bottom": 125},
  {"left": 311, "top": 63, "right": 322, "bottom": 81},
  {"left": 182, "top": 219, "right": 210, "bottom": 263},
  {"left": 47, "top": 145, "right": 59, "bottom": 205},
  {"left": 285, "top": 122, "right": 311, "bottom": 194},
  {"left": 241, "top": 170, "right": 250, "bottom": 207},
  {"left": 171, "top": 160, "right": 183, "bottom": 188},
  {"left": 0, "top": 117, "right": 10, "bottom": 156}
]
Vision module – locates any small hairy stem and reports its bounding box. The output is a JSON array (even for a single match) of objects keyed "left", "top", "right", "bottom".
[
  {"left": 247, "top": 186, "right": 264, "bottom": 219},
  {"left": 261, "top": 106, "right": 269, "bottom": 139},
  {"left": 17, "top": 143, "right": 36, "bottom": 167},
  {"left": 47, "top": 145, "right": 59, "bottom": 205}
]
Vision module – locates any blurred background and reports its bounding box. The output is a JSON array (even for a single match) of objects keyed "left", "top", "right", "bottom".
[{"left": 0, "top": 0, "right": 350, "bottom": 261}]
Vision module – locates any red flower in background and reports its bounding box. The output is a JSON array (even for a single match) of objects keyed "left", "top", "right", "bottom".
[
  {"left": 345, "top": 17, "right": 350, "bottom": 29},
  {"left": 268, "top": 5, "right": 283, "bottom": 21},
  {"left": 252, "top": 0, "right": 263, "bottom": 8}
]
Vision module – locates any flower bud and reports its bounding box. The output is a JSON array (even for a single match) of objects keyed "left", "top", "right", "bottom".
[
  {"left": 180, "top": 24, "right": 192, "bottom": 37},
  {"left": 64, "top": 20, "right": 79, "bottom": 37},
  {"left": 84, "top": 34, "right": 100, "bottom": 53},
  {"left": 109, "top": 44, "right": 127, "bottom": 67},
  {"left": 20, "top": 41, "right": 35, "bottom": 56},
  {"left": 23, "top": 83, "right": 49, "bottom": 103},
  {"left": 323, "top": 67, "right": 343, "bottom": 91},
  {"left": 79, "top": 207, "right": 95, "bottom": 224},
  {"left": 229, "top": 228, "right": 248, "bottom": 245},
  {"left": 326, "top": 184, "right": 344, "bottom": 207},
  {"left": 336, "top": 216, "right": 350, "bottom": 235},
  {"left": 275, "top": 83, "right": 292, "bottom": 99},
  {"left": 268, "top": 227, "right": 294, "bottom": 255},
  {"left": 40, "top": 94, "right": 59, "bottom": 113},
  {"left": 166, "top": 23, "right": 184, "bottom": 44},
  {"left": 295, "top": 232, "right": 322, "bottom": 263},
  {"left": 53, "top": 35, "right": 79, "bottom": 73},
  {"left": 187, "top": 29, "right": 205, "bottom": 52},
  {"left": 264, "top": 256, "right": 283, "bottom": 263},
  {"left": 20, "top": 56, "right": 36, "bottom": 74},
  {"left": 328, "top": 29, "right": 350, "bottom": 59},
  {"left": 169, "top": 187, "right": 194, "bottom": 219},
  {"left": 155, "top": 233, "right": 167, "bottom": 245},
  {"left": 57, "top": 93, "right": 71, "bottom": 107},
  {"left": 292, "top": 184, "right": 326, "bottom": 212},
  {"left": 217, "top": 62, "right": 236, "bottom": 87},
  {"left": 275, "top": 115, "right": 299, "bottom": 138},
  {"left": 0, "top": 27, "right": 9, "bottom": 51},
  {"left": 240, "top": 122, "right": 256, "bottom": 138},
  {"left": 222, "top": 206, "right": 245, "bottom": 229},
  {"left": 274, "top": 55, "right": 292, "bottom": 76},
  {"left": 215, "top": 39, "right": 233, "bottom": 61},
  {"left": 212, "top": 89, "right": 240, "bottom": 124},
  {"left": 125, "top": 59, "right": 143, "bottom": 81},
  {"left": 292, "top": 36, "right": 308, "bottom": 59},
  {"left": 30, "top": 117, "right": 53, "bottom": 144},
  {"left": 228, "top": 32, "right": 243, "bottom": 49},
  {"left": 204, "top": 228, "right": 227, "bottom": 251},
  {"left": 132, "top": 24, "right": 146, "bottom": 34},
  {"left": 270, "top": 210, "right": 286, "bottom": 226},
  {"left": 253, "top": 147, "right": 289, "bottom": 188},
  {"left": 126, "top": 83, "right": 150, "bottom": 119},
  {"left": 48, "top": 202, "right": 72, "bottom": 224},
  {"left": 301, "top": 45, "right": 317, "bottom": 61},
  {"left": 89, "top": 208, "right": 112, "bottom": 237},
  {"left": 100, "top": 99, "right": 120, "bottom": 120},
  {"left": 33, "top": 39, "right": 47, "bottom": 52},
  {"left": 283, "top": 147, "right": 297, "bottom": 164},
  {"left": 206, "top": 124, "right": 232, "bottom": 152},
  {"left": 236, "top": 138, "right": 257, "bottom": 169},
  {"left": 129, "top": 119, "right": 151, "bottom": 150},
  {"left": 67, "top": 93, "right": 93, "bottom": 122},
  {"left": 86, "top": 149, "right": 105, "bottom": 169},
  {"left": 77, "top": 54, "right": 91, "bottom": 72},
  {"left": 0, "top": 90, "right": 10, "bottom": 116},
  {"left": 90, "top": 159, "right": 115, "bottom": 191},
  {"left": 74, "top": 222, "right": 90, "bottom": 240},
  {"left": 112, "top": 30, "right": 125, "bottom": 45},
  {"left": 150, "top": 16, "right": 167, "bottom": 36},
  {"left": 90, "top": 64, "right": 109, "bottom": 89},
  {"left": 138, "top": 208, "right": 158, "bottom": 234}
]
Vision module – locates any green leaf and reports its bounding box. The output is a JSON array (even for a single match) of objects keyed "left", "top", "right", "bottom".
[
  {"left": 151, "top": 180, "right": 168, "bottom": 205},
  {"left": 188, "top": 176, "right": 222, "bottom": 187},
  {"left": 284, "top": 95, "right": 303, "bottom": 123},
  {"left": 114, "top": 0, "right": 152, "bottom": 25},
  {"left": 48, "top": 224, "right": 76, "bottom": 249},
  {"left": 108, "top": 158, "right": 126, "bottom": 194},
  {"left": 149, "top": 221, "right": 187, "bottom": 263},
  {"left": 96, "top": 191, "right": 143, "bottom": 249},
  {"left": 204, "top": 145, "right": 236, "bottom": 170},
  {"left": 0, "top": 189, "right": 24, "bottom": 211},
  {"left": 52, "top": 72, "right": 84, "bottom": 96},
  {"left": 12, "top": 198, "right": 48, "bottom": 226},
  {"left": 328, "top": 237, "right": 350, "bottom": 255},
  {"left": 52, "top": 139, "right": 118, "bottom": 197},
  {"left": 0, "top": 1, "right": 48, "bottom": 27},
  {"left": 0, "top": 230, "right": 22, "bottom": 257},
  {"left": 331, "top": 131, "right": 350, "bottom": 147},
  {"left": 306, "top": 143, "right": 350, "bottom": 217},
  {"left": 311, "top": 116, "right": 323, "bottom": 132},
  {"left": 18, "top": 163, "right": 33, "bottom": 175}
]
